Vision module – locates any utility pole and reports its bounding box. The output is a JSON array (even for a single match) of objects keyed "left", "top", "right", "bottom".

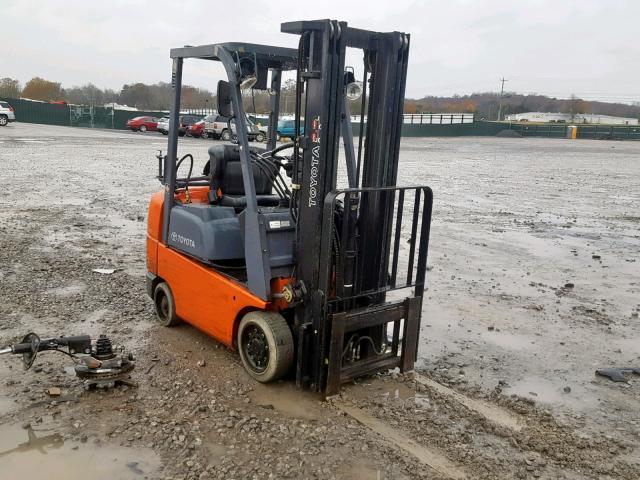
[{"left": 497, "top": 77, "right": 508, "bottom": 121}]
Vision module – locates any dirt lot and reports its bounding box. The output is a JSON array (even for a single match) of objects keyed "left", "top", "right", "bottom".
[{"left": 0, "top": 123, "right": 639, "bottom": 479}]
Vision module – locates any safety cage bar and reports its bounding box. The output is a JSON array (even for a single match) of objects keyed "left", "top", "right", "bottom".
[{"left": 320, "top": 185, "right": 434, "bottom": 311}]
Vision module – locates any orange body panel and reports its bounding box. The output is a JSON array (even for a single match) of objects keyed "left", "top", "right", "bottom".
[
  {"left": 156, "top": 243, "right": 267, "bottom": 347},
  {"left": 146, "top": 188, "right": 276, "bottom": 349}
]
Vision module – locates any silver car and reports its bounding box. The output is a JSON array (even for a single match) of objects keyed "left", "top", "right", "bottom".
[
  {"left": 0, "top": 101, "right": 16, "bottom": 126},
  {"left": 205, "top": 114, "right": 264, "bottom": 141},
  {"left": 157, "top": 116, "right": 170, "bottom": 135}
]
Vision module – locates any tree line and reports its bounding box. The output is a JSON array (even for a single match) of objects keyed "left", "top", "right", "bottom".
[
  {"left": 0, "top": 77, "right": 215, "bottom": 110},
  {"left": 404, "top": 92, "right": 640, "bottom": 120},
  {"left": 2, "top": 76, "right": 638, "bottom": 119}
]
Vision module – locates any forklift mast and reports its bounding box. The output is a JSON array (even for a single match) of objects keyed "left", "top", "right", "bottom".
[{"left": 282, "top": 20, "right": 432, "bottom": 394}]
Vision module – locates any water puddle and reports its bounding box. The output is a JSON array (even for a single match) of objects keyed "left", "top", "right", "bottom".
[
  {"left": 249, "top": 382, "right": 324, "bottom": 421},
  {"left": 374, "top": 381, "right": 414, "bottom": 400},
  {"left": 506, "top": 376, "right": 596, "bottom": 411},
  {"left": 0, "top": 424, "right": 161, "bottom": 479},
  {"left": 0, "top": 396, "right": 17, "bottom": 415}
]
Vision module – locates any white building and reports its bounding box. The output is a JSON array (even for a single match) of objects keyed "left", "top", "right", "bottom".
[{"left": 505, "top": 112, "right": 639, "bottom": 125}]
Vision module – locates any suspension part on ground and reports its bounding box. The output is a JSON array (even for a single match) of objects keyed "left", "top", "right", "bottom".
[{"left": 0, "top": 332, "right": 135, "bottom": 387}]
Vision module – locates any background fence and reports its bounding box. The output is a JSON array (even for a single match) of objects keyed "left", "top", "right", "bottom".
[
  {"left": 2, "top": 97, "right": 639, "bottom": 140},
  {"left": 0, "top": 97, "right": 168, "bottom": 130}
]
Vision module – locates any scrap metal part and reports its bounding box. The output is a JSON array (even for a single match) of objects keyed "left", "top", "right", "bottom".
[
  {"left": 1, "top": 332, "right": 136, "bottom": 388},
  {"left": 595, "top": 367, "right": 640, "bottom": 382}
]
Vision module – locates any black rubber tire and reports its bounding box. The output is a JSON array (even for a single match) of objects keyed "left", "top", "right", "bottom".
[
  {"left": 238, "top": 311, "right": 293, "bottom": 383},
  {"left": 139, "top": 125, "right": 147, "bottom": 132},
  {"left": 221, "top": 129, "right": 231, "bottom": 141},
  {"left": 255, "top": 132, "right": 266, "bottom": 143},
  {"left": 0, "top": 115, "right": 7, "bottom": 126},
  {"left": 154, "top": 282, "right": 180, "bottom": 327},
  {"left": 162, "top": 131, "right": 168, "bottom": 135}
]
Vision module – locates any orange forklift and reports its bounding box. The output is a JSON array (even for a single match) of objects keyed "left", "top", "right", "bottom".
[{"left": 146, "top": 19, "right": 433, "bottom": 395}]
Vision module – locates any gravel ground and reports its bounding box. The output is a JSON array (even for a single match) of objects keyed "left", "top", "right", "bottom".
[{"left": 0, "top": 123, "right": 639, "bottom": 479}]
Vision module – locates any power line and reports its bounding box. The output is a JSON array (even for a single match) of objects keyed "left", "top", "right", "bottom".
[{"left": 497, "top": 77, "right": 508, "bottom": 121}]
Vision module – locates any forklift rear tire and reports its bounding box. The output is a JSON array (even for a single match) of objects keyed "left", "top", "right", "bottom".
[
  {"left": 238, "top": 311, "right": 293, "bottom": 383},
  {"left": 154, "top": 282, "right": 180, "bottom": 327}
]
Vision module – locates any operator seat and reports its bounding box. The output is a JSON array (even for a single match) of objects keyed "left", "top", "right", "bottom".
[{"left": 203, "top": 145, "right": 280, "bottom": 209}]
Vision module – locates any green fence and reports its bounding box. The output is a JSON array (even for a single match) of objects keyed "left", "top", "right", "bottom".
[
  {"left": 394, "top": 121, "right": 639, "bottom": 139},
  {"left": 0, "top": 97, "right": 168, "bottom": 130},
  {"left": 70, "top": 105, "right": 114, "bottom": 128},
  {"left": 0, "top": 97, "right": 70, "bottom": 126},
  {"left": 3, "top": 97, "right": 640, "bottom": 140},
  {"left": 577, "top": 124, "right": 640, "bottom": 140},
  {"left": 508, "top": 123, "right": 568, "bottom": 138}
]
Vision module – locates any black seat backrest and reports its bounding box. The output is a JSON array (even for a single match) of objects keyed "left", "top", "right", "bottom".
[{"left": 206, "top": 145, "right": 272, "bottom": 196}]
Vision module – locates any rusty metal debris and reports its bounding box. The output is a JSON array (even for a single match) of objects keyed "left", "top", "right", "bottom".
[{"left": 1, "top": 333, "right": 135, "bottom": 388}]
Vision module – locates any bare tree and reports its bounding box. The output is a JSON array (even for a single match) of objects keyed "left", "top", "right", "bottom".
[{"left": 0, "top": 77, "right": 21, "bottom": 98}]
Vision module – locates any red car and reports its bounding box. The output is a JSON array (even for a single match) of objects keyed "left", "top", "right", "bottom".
[
  {"left": 186, "top": 120, "right": 207, "bottom": 138},
  {"left": 126, "top": 116, "right": 158, "bottom": 132}
]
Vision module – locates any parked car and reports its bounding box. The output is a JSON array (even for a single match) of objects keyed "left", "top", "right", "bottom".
[
  {"left": 187, "top": 120, "right": 206, "bottom": 138},
  {"left": 178, "top": 114, "right": 204, "bottom": 136},
  {"left": 205, "top": 114, "right": 263, "bottom": 141},
  {"left": 276, "top": 119, "right": 304, "bottom": 140},
  {"left": 126, "top": 116, "right": 158, "bottom": 132},
  {"left": 0, "top": 101, "right": 16, "bottom": 126},
  {"left": 157, "top": 116, "right": 170, "bottom": 135}
]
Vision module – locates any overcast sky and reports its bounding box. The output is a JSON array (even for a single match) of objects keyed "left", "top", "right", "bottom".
[{"left": 2, "top": 0, "right": 639, "bottom": 102}]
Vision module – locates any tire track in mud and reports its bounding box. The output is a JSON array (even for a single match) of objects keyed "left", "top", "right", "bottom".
[
  {"left": 337, "top": 374, "right": 640, "bottom": 479},
  {"left": 336, "top": 402, "right": 467, "bottom": 479}
]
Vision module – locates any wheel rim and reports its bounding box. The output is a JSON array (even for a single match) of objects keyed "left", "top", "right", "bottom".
[
  {"left": 222, "top": 131, "right": 230, "bottom": 140},
  {"left": 241, "top": 324, "right": 269, "bottom": 373},
  {"left": 156, "top": 294, "right": 169, "bottom": 321},
  {"left": 0, "top": 117, "right": 7, "bottom": 126},
  {"left": 140, "top": 126, "right": 146, "bottom": 132}
]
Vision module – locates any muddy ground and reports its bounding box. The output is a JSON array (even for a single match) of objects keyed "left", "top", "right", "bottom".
[{"left": 0, "top": 123, "right": 638, "bottom": 479}]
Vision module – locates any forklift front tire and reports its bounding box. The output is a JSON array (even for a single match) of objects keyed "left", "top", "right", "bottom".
[
  {"left": 238, "top": 311, "right": 293, "bottom": 383},
  {"left": 154, "top": 283, "right": 180, "bottom": 327}
]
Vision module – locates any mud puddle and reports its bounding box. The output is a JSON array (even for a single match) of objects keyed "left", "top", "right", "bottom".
[
  {"left": 249, "top": 381, "right": 325, "bottom": 421},
  {"left": 0, "top": 396, "right": 17, "bottom": 415},
  {"left": 505, "top": 375, "right": 598, "bottom": 410},
  {"left": 0, "top": 424, "right": 160, "bottom": 479}
]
